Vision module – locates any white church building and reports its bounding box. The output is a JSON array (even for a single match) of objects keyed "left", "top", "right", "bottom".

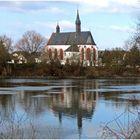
[{"left": 46, "top": 10, "right": 98, "bottom": 66}]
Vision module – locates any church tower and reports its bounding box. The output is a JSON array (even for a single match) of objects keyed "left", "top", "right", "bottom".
[
  {"left": 75, "top": 10, "right": 81, "bottom": 33},
  {"left": 56, "top": 23, "right": 60, "bottom": 33}
]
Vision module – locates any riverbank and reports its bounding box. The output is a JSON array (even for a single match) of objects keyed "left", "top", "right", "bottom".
[
  {"left": 0, "top": 75, "right": 140, "bottom": 80},
  {"left": 0, "top": 63, "right": 140, "bottom": 79}
]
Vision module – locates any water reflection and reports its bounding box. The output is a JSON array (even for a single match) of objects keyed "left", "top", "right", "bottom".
[
  {"left": 50, "top": 85, "right": 97, "bottom": 130},
  {"left": 0, "top": 94, "right": 16, "bottom": 121},
  {"left": 0, "top": 79, "right": 140, "bottom": 138}
]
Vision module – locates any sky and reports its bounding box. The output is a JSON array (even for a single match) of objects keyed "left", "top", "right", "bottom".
[{"left": 0, "top": 0, "right": 140, "bottom": 50}]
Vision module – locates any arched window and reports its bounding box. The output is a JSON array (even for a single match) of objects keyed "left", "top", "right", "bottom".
[
  {"left": 49, "top": 48, "right": 52, "bottom": 59},
  {"left": 60, "top": 49, "right": 63, "bottom": 60},
  {"left": 54, "top": 48, "right": 57, "bottom": 59},
  {"left": 81, "top": 48, "right": 84, "bottom": 60},
  {"left": 93, "top": 48, "right": 96, "bottom": 61},
  {"left": 86, "top": 48, "right": 91, "bottom": 60}
]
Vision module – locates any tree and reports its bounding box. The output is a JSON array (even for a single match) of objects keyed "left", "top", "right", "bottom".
[
  {"left": 40, "top": 48, "right": 50, "bottom": 63},
  {"left": 16, "top": 30, "right": 47, "bottom": 54},
  {"left": 124, "top": 18, "right": 140, "bottom": 67},
  {"left": 15, "top": 30, "right": 47, "bottom": 63},
  {"left": 134, "top": 17, "right": 140, "bottom": 48},
  {"left": 0, "top": 40, "right": 10, "bottom": 75},
  {"left": 125, "top": 45, "right": 140, "bottom": 67},
  {"left": 133, "top": 18, "right": 140, "bottom": 50},
  {"left": 102, "top": 50, "right": 112, "bottom": 66},
  {"left": 102, "top": 48, "right": 125, "bottom": 67},
  {"left": 136, "top": 18, "right": 140, "bottom": 37},
  {"left": 111, "top": 48, "right": 125, "bottom": 65},
  {"left": 0, "top": 35, "right": 13, "bottom": 52},
  {"left": 0, "top": 36, "right": 13, "bottom": 75},
  {"left": 0, "top": 40, "right": 10, "bottom": 64}
]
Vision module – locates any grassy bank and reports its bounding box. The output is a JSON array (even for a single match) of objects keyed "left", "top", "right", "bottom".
[{"left": 0, "top": 63, "right": 140, "bottom": 79}]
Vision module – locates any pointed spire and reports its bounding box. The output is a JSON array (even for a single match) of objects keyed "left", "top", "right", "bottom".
[
  {"left": 75, "top": 10, "right": 81, "bottom": 33},
  {"left": 76, "top": 10, "right": 81, "bottom": 24},
  {"left": 56, "top": 23, "right": 60, "bottom": 33}
]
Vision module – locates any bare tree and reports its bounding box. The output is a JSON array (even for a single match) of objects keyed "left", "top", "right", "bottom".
[
  {"left": 136, "top": 17, "right": 140, "bottom": 36},
  {"left": 16, "top": 30, "right": 47, "bottom": 54},
  {"left": 101, "top": 107, "right": 140, "bottom": 139},
  {"left": 40, "top": 48, "right": 50, "bottom": 63},
  {"left": 124, "top": 39, "right": 134, "bottom": 51},
  {"left": 135, "top": 18, "right": 140, "bottom": 49},
  {"left": 123, "top": 17, "right": 140, "bottom": 67},
  {"left": 124, "top": 44, "right": 140, "bottom": 67}
]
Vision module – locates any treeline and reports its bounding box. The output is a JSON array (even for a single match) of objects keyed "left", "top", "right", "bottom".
[{"left": 1, "top": 61, "right": 140, "bottom": 78}]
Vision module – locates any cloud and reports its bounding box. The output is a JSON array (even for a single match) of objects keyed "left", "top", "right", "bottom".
[
  {"left": 110, "top": 25, "right": 135, "bottom": 33},
  {"left": 34, "top": 21, "right": 56, "bottom": 30},
  {"left": 63, "top": 0, "right": 139, "bottom": 7},
  {"left": 0, "top": 1, "right": 64, "bottom": 14},
  {"left": 34, "top": 20, "right": 74, "bottom": 31},
  {"left": 114, "top": 0, "right": 138, "bottom": 7},
  {"left": 0, "top": 0, "right": 139, "bottom": 14},
  {"left": 78, "top": 0, "right": 139, "bottom": 13},
  {"left": 59, "top": 20, "right": 75, "bottom": 30},
  {"left": 45, "top": 0, "right": 139, "bottom": 13},
  {"left": 13, "top": 20, "right": 74, "bottom": 34}
]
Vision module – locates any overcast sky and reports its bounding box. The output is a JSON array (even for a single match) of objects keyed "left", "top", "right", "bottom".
[{"left": 0, "top": 0, "right": 140, "bottom": 50}]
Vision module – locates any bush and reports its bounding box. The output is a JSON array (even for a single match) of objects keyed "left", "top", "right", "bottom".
[
  {"left": 85, "top": 67, "right": 99, "bottom": 78},
  {"left": 111, "top": 65, "right": 126, "bottom": 75}
]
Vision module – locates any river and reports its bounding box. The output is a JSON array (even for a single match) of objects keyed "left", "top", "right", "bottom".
[{"left": 0, "top": 78, "right": 140, "bottom": 138}]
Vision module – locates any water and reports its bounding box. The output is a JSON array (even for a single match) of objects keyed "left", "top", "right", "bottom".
[{"left": 0, "top": 78, "right": 140, "bottom": 138}]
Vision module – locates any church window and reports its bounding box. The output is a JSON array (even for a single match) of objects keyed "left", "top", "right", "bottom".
[
  {"left": 93, "top": 48, "right": 96, "bottom": 61},
  {"left": 81, "top": 48, "right": 84, "bottom": 60},
  {"left": 86, "top": 48, "right": 91, "bottom": 60},
  {"left": 60, "top": 49, "right": 63, "bottom": 60},
  {"left": 49, "top": 48, "right": 52, "bottom": 59},
  {"left": 54, "top": 48, "right": 57, "bottom": 59}
]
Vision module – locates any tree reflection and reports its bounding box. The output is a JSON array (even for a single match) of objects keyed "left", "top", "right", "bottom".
[{"left": 0, "top": 94, "right": 15, "bottom": 120}]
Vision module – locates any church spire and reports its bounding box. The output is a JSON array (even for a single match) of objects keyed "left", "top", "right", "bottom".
[
  {"left": 56, "top": 23, "right": 60, "bottom": 33},
  {"left": 75, "top": 10, "right": 81, "bottom": 33}
]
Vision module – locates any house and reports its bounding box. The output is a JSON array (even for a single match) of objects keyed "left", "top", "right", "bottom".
[
  {"left": 10, "top": 51, "right": 41, "bottom": 64},
  {"left": 46, "top": 10, "right": 98, "bottom": 66},
  {"left": 11, "top": 51, "right": 28, "bottom": 64}
]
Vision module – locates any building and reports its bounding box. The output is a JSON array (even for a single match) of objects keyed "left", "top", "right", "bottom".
[
  {"left": 11, "top": 51, "right": 28, "bottom": 64},
  {"left": 46, "top": 10, "right": 98, "bottom": 66},
  {"left": 9, "top": 51, "right": 41, "bottom": 64}
]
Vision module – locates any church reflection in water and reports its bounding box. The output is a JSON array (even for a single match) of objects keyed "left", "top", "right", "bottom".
[
  {"left": 50, "top": 80, "right": 99, "bottom": 131},
  {"left": 0, "top": 80, "right": 99, "bottom": 137}
]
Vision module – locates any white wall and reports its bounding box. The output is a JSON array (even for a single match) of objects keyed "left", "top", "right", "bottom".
[
  {"left": 46, "top": 44, "right": 98, "bottom": 66},
  {"left": 46, "top": 45, "right": 70, "bottom": 51}
]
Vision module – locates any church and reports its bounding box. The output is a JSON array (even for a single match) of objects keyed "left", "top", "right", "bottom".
[{"left": 46, "top": 10, "right": 98, "bottom": 66}]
